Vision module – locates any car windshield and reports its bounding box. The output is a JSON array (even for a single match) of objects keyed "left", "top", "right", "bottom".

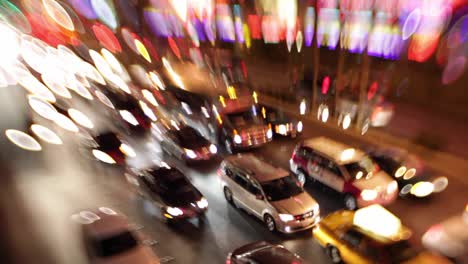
[
  {"left": 261, "top": 174, "right": 303, "bottom": 201},
  {"left": 226, "top": 108, "right": 263, "bottom": 127},
  {"left": 344, "top": 157, "right": 379, "bottom": 179},
  {"left": 175, "top": 126, "right": 202, "bottom": 142},
  {"left": 93, "top": 231, "right": 138, "bottom": 258}
]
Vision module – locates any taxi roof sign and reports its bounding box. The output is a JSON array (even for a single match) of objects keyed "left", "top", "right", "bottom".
[{"left": 353, "top": 205, "right": 404, "bottom": 240}]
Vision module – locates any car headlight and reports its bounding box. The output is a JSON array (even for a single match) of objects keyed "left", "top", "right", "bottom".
[
  {"left": 387, "top": 180, "right": 398, "bottom": 194},
  {"left": 277, "top": 124, "right": 287, "bottom": 135},
  {"left": 403, "top": 168, "right": 416, "bottom": 180},
  {"left": 361, "top": 189, "right": 378, "bottom": 201},
  {"left": 92, "top": 149, "right": 116, "bottom": 164},
  {"left": 312, "top": 203, "right": 320, "bottom": 213},
  {"left": 196, "top": 198, "right": 208, "bottom": 209},
  {"left": 297, "top": 121, "right": 303, "bottom": 132},
  {"left": 279, "top": 213, "right": 294, "bottom": 222},
  {"left": 166, "top": 207, "right": 183, "bottom": 216},
  {"left": 266, "top": 128, "right": 273, "bottom": 139},
  {"left": 184, "top": 149, "right": 197, "bottom": 159},
  {"left": 410, "top": 181, "right": 434, "bottom": 197},
  {"left": 119, "top": 110, "right": 139, "bottom": 126},
  {"left": 209, "top": 144, "right": 217, "bottom": 154},
  {"left": 119, "top": 143, "right": 136, "bottom": 157},
  {"left": 233, "top": 134, "right": 242, "bottom": 144}
]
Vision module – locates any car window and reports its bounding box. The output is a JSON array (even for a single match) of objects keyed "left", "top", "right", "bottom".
[
  {"left": 247, "top": 182, "right": 262, "bottom": 196},
  {"left": 297, "top": 147, "right": 312, "bottom": 159},
  {"left": 92, "top": 231, "right": 138, "bottom": 258},
  {"left": 225, "top": 167, "right": 234, "bottom": 178},
  {"left": 261, "top": 174, "right": 303, "bottom": 201},
  {"left": 325, "top": 159, "right": 344, "bottom": 178},
  {"left": 233, "top": 172, "right": 250, "bottom": 190}
]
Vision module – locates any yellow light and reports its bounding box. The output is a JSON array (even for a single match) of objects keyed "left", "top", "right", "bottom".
[
  {"left": 135, "top": 39, "right": 151, "bottom": 63},
  {"left": 252, "top": 91, "right": 258, "bottom": 103},
  {"left": 42, "top": 0, "right": 75, "bottom": 31},
  {"left": 243, "top": 23, "right": 251, "bottom": 49},
  {"left": 395, "top": 166, "right": 407, "bottom": 178},
  {"left": 261, "top": 107, "right": 266, "bottom": 119},
  {"left": 219, "top": 96, "right": 226, "bottom": 107},
  {"left": 342, "top": 114, "right": 351, "bottom": 130},
  {"left": 227, "top": 86, "right": 237, "bottom": 99},
  {"left": 354, "top": 205, "right": 402, "bottom": 238},
  {"left": 5, "top": 129, "right": 42, "bottom": 151}
]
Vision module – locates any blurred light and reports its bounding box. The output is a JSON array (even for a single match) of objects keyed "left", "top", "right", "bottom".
[
  {"left": 395, "top": 166, "right": 407, "bottom": 178},
  {"left": 321, "top": 76, "right": 330, "bottom": 94},
  {"left": 340, "top": 148, "right": 355, "bottom": 162},
  {"left": 121, "top": 27, "right": 137, "bottom": 53},
  {"left": 432, "top": 177, "right": 448, "bottom": 193},
  {"left": 98, "top": 207, "right": 117, "bottom": 215},
  {"left": 71, "top": 81, "right": 94, "bottom": 100},
  {"left": 148, "top": 71, "right": 165, "bottom": 90},
  {"left": 119, "top": 110, "right": 139, "bottom": 126},
  {"left": 5, "top": 129, "right": 42, "bottom": 151},
  {"left": 296, "top": 31, "right": 303, "bottom": 52},
  {"left": 42, "top": 0, "right": 75, "bottom": 31},
  {"left": 442, "top": 56, "right": 466, "bottom": 85},
  {"left": 80, "top": 62, "right": 106, "bottom": 85},
  {"left": 108, "top": 74, "right": 131, "bottom": 94},
  {"left": 143, "top": 38, "right": 159, "bottom": 62},
  {"left": 67, "top": 0, "right": 97, "bottom": 20},
  {"left": 28, "top": 95, "right": 57, "bottom": 120},
  {"left": 101, "top": 48, "right": 122, "bottom": 74},
  {"left": 209, "top": 144, "right": 217, "bottom": 154},
  {"left": 68, "top": 108, "right": 94, "bottom": 128},
  {"left": 170, "top": 0, "right": 187, "bottom": 22},
  {"left": 93, "top": 23, "right": 121, "bottom": 53},
  {"left": 134, "top": 39, "right": 151, "bottom": 62},
  {"left": 1, "top": 0, "right": 31, "bottom": 33},
  {"left": 95, "top": 90, "right": 114, "bottom": 109},
  {"left": 403, "top": 168, "right": 416, "bottom": 180},
  {"left": 297, "top": 121, "right": 303, "bottom": 132},
  {"left": 304, "top": 7, "right": 315, "bottom": 47},
  {"left": 119, "top": 143, "right": 136, "bottom": 157},
  {"left": 90, "top": 0, "right": 118, "bottom": 30},
  {"left": 167, "top": 37, "right": 181, "bottom": 59},
  {"left": 20, "top": 35, "right": 48, "bottom": 74},
  {"left": 387, "top": 181, "right": 398, "bottom": 194},
  {"left": 410, "top": 182, "right": 434, "bottom": 197},
  {"left": 181, "top": 101, "right": 192, "bottom": 115},
  {"left": 299, "top": 100, "right": 306, "bottom": 115},
  {"left": 139, "top": 100, "right": 157, "bottom": 121},
  {"left": 361, "top": 189, "right": 378, "bottom": 201},
  {"left": 0, "top": 22, "right": 20, "bottom": 67},
  {"left": 201, "top": 106, "right": 210, "bottom": 118},
  {"left": 233, "top": 134, "right": 242, "bottom": 144},
  {"left": 402, "top": 8, "right": 421, "bottom": 40},
  {"left": 30, "top": 124, "right": 62, "bottom": 144},
  {"left": 317, "top": 8, "right": 340, "bottom": 49},
  {"left": 353, "top": 205, "right": 402, "bottom": 238},
  {"left": 142, "top": 89, "right": 158, "bottom": 106},
  {"left": 227, "top": 86, "right": 237, "bottom": 99},
  {"left": 92, "top": 149, "right": 115, "bottom": 164},
  {"left": 321, "top": 106, "right": 329, "bottom": 123},
  {"left": 342, "top": 114, "right": 351, "bottom": 130},
  {"left": 54, "top": 113, "right": 79, "bottom": 132},
  {"left": 41, "top": 73, "right": 72, "bottom": 98},
  {"left": 89, "top": 49, "right": 113, "bottom": 80},
  {"left": 19, "top": 74, "right": 56, "bottom": 103}
]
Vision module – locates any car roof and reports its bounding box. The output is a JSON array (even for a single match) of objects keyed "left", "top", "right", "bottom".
[
  {"left": 80, "top": 209, "right": 130, "bottom": 238},
  {"left": 224, "top": 154, "right": 289, "bottom": 183},
  {"left": 232, "top": 241, "right": 303, "bottom": 264},
  {"left": 303, "top": 137, "right": 366, "bottom": 165}
]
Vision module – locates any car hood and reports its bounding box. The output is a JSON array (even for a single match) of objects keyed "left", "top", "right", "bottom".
[
  {"left": 353, "top": 170, "right": 393, "bottom": 191},
  {"left": 180, "top": 136, "right": 210, "bottom": 149},
  {"left": 94, "top": 245, "right": 159, "bottom": 264},
  {"left": 270, "top": 192, "right": 318, "bottom": 216}
]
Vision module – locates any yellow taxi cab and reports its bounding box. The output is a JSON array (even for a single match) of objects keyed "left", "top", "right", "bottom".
[{"left": 312, "top": 205, "right": 452, "bottom": 264}]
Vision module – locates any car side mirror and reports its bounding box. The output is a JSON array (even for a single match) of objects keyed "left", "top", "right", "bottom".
[{"left": 255, "top": 194, "right": 264, "bottom": 200}]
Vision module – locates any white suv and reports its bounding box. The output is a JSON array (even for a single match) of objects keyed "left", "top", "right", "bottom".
[{"left": 218, "top": 154, "right": 320, "bottom": 233}]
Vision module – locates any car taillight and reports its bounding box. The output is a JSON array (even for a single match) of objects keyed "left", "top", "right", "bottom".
[{"left": 217, "top": 169, "right": 223, "bottom": 177}]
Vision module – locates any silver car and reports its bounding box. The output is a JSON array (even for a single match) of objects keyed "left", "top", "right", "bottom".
[{"left": 219, "top": 154, "right": 320, "bottom": 233}]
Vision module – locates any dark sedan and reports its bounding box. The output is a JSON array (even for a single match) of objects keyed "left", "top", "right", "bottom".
[
  {"left": 89, "top": 131, "right": 136, "bottom": 165},
  {"left": 366, "top": 147, "right": 448, "bottom": 198},
  {"left": 136, "top": 165, "right": 208, "bottom": 222},
  {"left": 260, "top": 105, "right": 303, "bottom": 138},
  {"left": 160, "top": 125, "right": 218, "bottom": 163},
  {"left": 226, "top": 241, "right": 305, "bottom": 264}
]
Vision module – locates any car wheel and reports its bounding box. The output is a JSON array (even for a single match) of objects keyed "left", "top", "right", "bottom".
[
  {"left": 264, "top": 214, "right": 276, "bottom": 232},
  {"left": 344, "top": 194, "right": 357, "bottom": 210},
  {"left": 326, "top": 245, "right": 342, "bottom": 263},
  {"left": 296, "top": 170, "right": 306, "bottom": 186},
  {"left": 224, "top": 139, "right": 234, "bottom": 154},
  {"left": 223, "top": 187, "right": 233, "bottom": 204}
]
